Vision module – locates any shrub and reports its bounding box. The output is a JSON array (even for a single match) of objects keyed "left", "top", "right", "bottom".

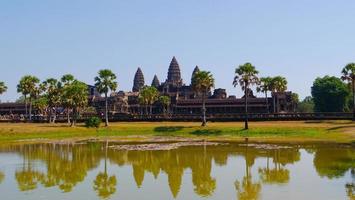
[{"left": 85, "top": 116, "right": 101, "bottom": 128}]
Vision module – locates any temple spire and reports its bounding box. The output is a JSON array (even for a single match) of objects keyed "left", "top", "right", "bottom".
[
  {"left": 151, "top": 75, "right": 160, "bottom": 88},
  {"left": 167, "top": 56, "right": 182, "bottom": 82},
  {"left": 191, "top": 65, "right": 200, "bottom": 85},
  {"left": 132, "top": 67, "right": 145, "bottom": 92}
]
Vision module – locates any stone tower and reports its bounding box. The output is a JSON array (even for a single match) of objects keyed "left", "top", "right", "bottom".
[
  {"left": 191, "top": 65, "right": 200, "bottom": 85},
  {"left": 151, "top": 75, "right": 160, "bottom": 88},
  {"left": 166, "top": 56, "right": 182, "bottom": 85},
  {"left": 132, "top": 67, "right": 145, "bottom": 92}
]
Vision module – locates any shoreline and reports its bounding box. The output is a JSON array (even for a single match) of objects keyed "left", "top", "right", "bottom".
[{"left": 0, "top": 121, "right": 354, "bottom": 144}]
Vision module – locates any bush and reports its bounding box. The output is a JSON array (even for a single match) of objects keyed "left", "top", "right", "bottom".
[{"left": 85, "top": 117, "right": 101, "bottom": 128}]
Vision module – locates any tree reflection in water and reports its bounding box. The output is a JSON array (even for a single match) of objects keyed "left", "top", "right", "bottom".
[
  {"left": 0, "top": 142, "right": 353, "bottom": 199},
  {"left": 93, "top": 141, "right": 117, "bottom": 199},
  {"left": 0, "top": 171, "right": 4, "bottom": 184}
]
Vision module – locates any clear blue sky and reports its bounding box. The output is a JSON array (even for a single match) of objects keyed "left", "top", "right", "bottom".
[{"left": 1, "top": 0, "right": 354, "bottom": 102}]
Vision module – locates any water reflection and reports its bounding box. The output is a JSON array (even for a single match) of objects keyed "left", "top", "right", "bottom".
[{"left": 0, "top": 142, "right": 353, "bottom": 199}]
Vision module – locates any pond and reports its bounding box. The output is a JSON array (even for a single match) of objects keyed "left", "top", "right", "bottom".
[{"left": 0, "top": 141, "right": 354, "bottom": 200}]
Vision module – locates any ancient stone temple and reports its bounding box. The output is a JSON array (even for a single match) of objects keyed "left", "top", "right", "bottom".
[
  {"left": 151, "top": 75, "right": 160, "bottom": 88},
  {"left": 132, "top": 67, "right": 145, "bottom": 92},
  {"left": 99, "top": 56, "right": 296, "bottom": 117}
]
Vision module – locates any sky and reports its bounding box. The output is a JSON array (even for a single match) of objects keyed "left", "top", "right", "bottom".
[{"left": 1, "top": 0, "right": 355, "bottom": 102}]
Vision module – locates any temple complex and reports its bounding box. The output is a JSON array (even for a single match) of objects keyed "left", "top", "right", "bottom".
[{"left": 92, "top": 57, "right": 296, "bottom": 117}]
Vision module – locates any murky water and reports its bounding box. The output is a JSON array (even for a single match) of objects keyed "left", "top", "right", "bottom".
[{"left": 0, "top": 142, "right": 354, "bottom": 200}]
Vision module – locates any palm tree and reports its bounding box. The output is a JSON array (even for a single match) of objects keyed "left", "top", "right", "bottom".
[
  {"left": 17, "top": 76, "right": 40, "bottom": 121},
  {"left": 95, "top": 69, "right": 118, "bottom": 126},
  {"left": 0, "top": 82, "right": 7, "bottom": 97},
  {"left": 257, "top": 77, "right": 272, "bottom": 113},
  {"left": 139, "top": 86, "right": 159, "bottom": 116},
  {"left": 42, "top": 78, "right": 62, "bottom": 123},
  {"left": 62, "top": 80, "right": 88, "bottom": 126},
  {"left": 61, "top": 74, "right": 75, "bottom": 124},
  {"left": 341, "top": 63, "right": 355, "bottom": 121},
  {"left": 159, "top": 95, "right": 171, "bottom": 115},
  {"left": 192, "top": 71, "right": 215, "bottom": 126},
  {"left": 270, "top": 76, "right": 288, "bottom": 113},
  {"left": 233, "top": 63, "right": 259, "bottom": 130}
]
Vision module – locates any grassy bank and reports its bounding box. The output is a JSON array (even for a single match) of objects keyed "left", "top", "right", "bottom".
[{"left": 0, "top": 121, "right": 354, "bottom": 144}]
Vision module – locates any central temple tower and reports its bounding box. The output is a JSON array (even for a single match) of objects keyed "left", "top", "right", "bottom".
[{"left": 164, "top": 56, "right": 183, "bottom": 89}]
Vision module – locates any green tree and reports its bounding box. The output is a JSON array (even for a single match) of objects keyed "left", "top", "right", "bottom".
[
  {"left": 61, "top": 74, "right": 75, "bottom": 124},
  {"left": 257, "top": 77, "right": 273, "bottom": 113},
  {"left": 42, "top": 78, "right": 62, "bottom": 123},
  {"left": 33, "top": 96, "right": 48, "bottom": 117},
  {"left": 192, "top": 71, "right": 215, "bottom": 126},
  {"left": 138, "top": 86, "right": 159, "bottom": 116},
  {"left": 233, "top": 63, "right": 259, "bottom": 129},
  {"left": 95, "top": 69, "right": 118, "bottom": 126},
  {"left": 270, "top": 76, "right": 288, "bottom": 113},
  {"left": 0, "top": 82, "right": 7, "bottom": 100},
  {"left": 297, "top": 96, "right": 314, "bottom": 113},
  {"left": 341, "top": 63, "right": 355, "bottom": 120},
  {"left": 17, "top": 76, "right": 41, "bottom": 121},
  {"left": 159, "top": 95, "right": 171, "bottom": 115},
  {"left": 311, "top": 76, "right": 349, "bottom": 112},
  {"left": 62, "top": 80, "right": 88, "bottom": 126}
]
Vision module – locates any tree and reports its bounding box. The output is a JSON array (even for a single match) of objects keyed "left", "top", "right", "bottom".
[
  {"left": 341, "top": 63, "right": 355, "bottom": 120},
  {"left": 297, "top": 96, "right": 314, "bottom": 113},
  {"left": 17, "top": 76, "right": 41, "bottom": 121},
  {"left": 0, "top": 82, "right": 7, "bottom": 98},
  {"left": 138, "top": 86, "right": 159, "bottom": 116},
  {"left": 233, "top": 63, "right": 259, "bottom": 130},
  {"left": 61, "top": 74, "right": 75, "bottom": 124},
  {"left": 94, "top": 69, "right": 118, "bottom": 126},
  {"left": 62, "top": 80, "right": 88, "bottom": 126},
  {"left": 257, "top": 77, "right": 272, "bottom": 113},
  {"left": 192, "top": 71, "right": 215, "bottom": 126},
  {"left": 270, "top": 76, "right": 288, "bottom": 113},
  {"left": 42, "top": 78, "right": 62, "bottom": 123},
  {"left": 291, "top": 93, "right": 299, "bottom": 112},
  {"left": 33, "top": 96, "right": 48, "bottom": 117},
  {"left": 159, "top": 95, "right": 171, "bottom": 115},
  {"left": 311, "top": 76, "right": 349, "bottom": 112}
]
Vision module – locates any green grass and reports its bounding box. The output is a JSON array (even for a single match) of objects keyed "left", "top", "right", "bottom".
[{"left": 0, "top": 121, "right": 354, "bottom": 144}]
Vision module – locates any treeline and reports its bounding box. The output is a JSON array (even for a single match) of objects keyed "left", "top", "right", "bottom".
[{"left": 297, "top": 63, "right": 355, "bottom": 117}]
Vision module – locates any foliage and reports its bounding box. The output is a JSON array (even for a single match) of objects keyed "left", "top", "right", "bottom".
[
  {"left": 139, "top": 86, "right": 159, "bottom": 114},
  {"left": 159, "top": 95, "right": 171, "bottom": 113},
  {"left": 256, "top": 77, "right": 272, "bottom": 94},
  {"left": 0, "top": 81, "right": 7, "bottom": 95},
  {"left": 297, "top": 96, "right": 314, "bottom": 113},
  {"left": 341, "top": 63, "right": 355, "bottom": 118},
  {"left": 192, "top": 71, "right": 215, "bottom": 94},
  {"left": 85, "top": 116, "right": 101, "bottom": 128},
  {"left": 270, "top": 76, "right": 288, "bottom": 92},
  {"left": 62, "top": 80, "right": 88, "bottom": 126},
  {"left": 233, "top": 63, "right": 259, "bottom": 91},
  {"left": 311, "top": 76, "right": 350, "bottom": 112},
  {"left": 33, "top": 96, "right": 48, "bottom": 115}
]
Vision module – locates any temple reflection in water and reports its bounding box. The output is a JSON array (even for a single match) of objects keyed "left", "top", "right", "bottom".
[{"left": 0, "top": 142, "right": 354, "bottom": 200}]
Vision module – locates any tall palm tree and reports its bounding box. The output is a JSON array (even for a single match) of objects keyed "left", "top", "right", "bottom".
[
  {"left": 17, "top": 76, "right": 40, "bottom": 121},
  {"left": 341, "top": 63, "right": 355, "bottom": 121},
  {"left": 257, "top": 77, "right": 272, "bottom": 113},
  {"left": 42, "top": 78, "right": 62, "bottom": 123},
  {"left": 95, "top": 69, "right": 118, "bottom": 126},
  {"left": 192, "top": 71, "right": 215, "bottom": 126},
  {"left": 61, "top": 74, "right": 75, "bottom": 124},
  {"left": 270, "top": 76, "right": 288, "bottom": 113},
  {"left": 63, "top": 80, "right": 88, "bottom": 126},
  {"left": 233, "top": 63, "right": 259, "bottom": 130},
  {"left": 159, "top": 95, "right": 171, "bottom": 115}
]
